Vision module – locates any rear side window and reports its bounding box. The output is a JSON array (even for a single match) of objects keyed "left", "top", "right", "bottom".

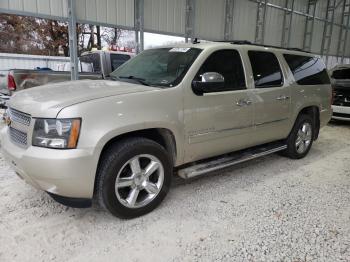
[
  {"left": 283, "top": 54, "right": 330, "bottom": 85},
  {"left": 195, "top": 49, "right": 246, "bottom": 91},
  {"left": 110, "top": 54, "right": 131, "bottom": 71},
  {"left": 79, "top": 53, "right": 101, "bottom": 73},
  {"left": 248, "top": 51, "right": 283, "bottom": 88}
]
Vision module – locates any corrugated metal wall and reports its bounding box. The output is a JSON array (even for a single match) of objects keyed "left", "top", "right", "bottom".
[
  {"left": 194, "top": 0, "right": 226, "bottom": 40},
  {"left": 0, "top": 0, "right": 68, "bottom": 18},
  {"left": 0, "top": 0, "right": 135, "bottom": 28},
  {"left": 144, "top": 0, "right": 186, "bottom": 35},
  {"left": 75, "top": 0, "right": 134, "bottom": 28},
  {"left": 0, "top": 53, "right": 69, "bottom": 71},
  {"left": 232, "top": 0, "right": 257, "bottom": 42},
  {"left": 0, "top": 0, "right": 349, "bottom": 59}
]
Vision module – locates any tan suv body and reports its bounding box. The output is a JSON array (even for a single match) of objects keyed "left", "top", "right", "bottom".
[{"left": 1, "top": 42, "right": 332, "bottom": 218}]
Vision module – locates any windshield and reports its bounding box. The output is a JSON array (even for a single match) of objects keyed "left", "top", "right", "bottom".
[{"left": 110, "top": 48, "right": 202, "bottom": 87}]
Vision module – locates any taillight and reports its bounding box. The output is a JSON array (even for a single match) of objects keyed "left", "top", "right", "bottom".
[{"left": 8, "top": 74, "right": 16, "bottom": 91}]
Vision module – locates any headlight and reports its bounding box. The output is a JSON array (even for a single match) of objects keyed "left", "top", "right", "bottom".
[{"left": 32, "top": 118, "right": 81, "bottom": 149}]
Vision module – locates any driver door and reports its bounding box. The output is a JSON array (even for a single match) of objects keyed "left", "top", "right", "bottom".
[{"left": 183, "top": 49, "right": 255, "bottom": 163}]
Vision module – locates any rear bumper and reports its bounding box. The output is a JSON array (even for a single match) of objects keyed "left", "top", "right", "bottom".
[
  {"left": 0, "top": 126, "right": 97, "bottom": 199},
  {"left": 332, "top": 105, "right": 350, "bottom": 121}
]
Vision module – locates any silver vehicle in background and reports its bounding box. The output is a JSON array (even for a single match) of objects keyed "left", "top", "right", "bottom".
[
  {"left": 330, "top": 65, "right": 350, "bottom": 121},
  {"left": 0, "top": 50, "right": 134, "bottom": 107}
]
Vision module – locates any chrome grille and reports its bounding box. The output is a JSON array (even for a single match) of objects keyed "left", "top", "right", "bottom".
[
  {"left": 7, "top": 107, "right": 31, "bottom": 146},
  {"left": 9, "top": 127, "right": 28, "bottom": 145},
  {"left": 8, "top": 108, "right": 31, "bottom": 126}
]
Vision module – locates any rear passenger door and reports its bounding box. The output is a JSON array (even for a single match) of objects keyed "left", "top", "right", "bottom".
[{"left": 248, "top": 50, "right": 291, "bottom": 143}]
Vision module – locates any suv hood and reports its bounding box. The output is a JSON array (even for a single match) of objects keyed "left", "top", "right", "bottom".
[{"left": 8, "top": 80, "right": 158, "bottom": 118}]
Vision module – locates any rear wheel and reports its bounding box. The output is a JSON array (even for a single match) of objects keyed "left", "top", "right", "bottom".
[
  {"left": 284, "top": 114, "right": 314, "bottom": 159},
  {"left": 96, "top": 138, "right": 172, "bottom": 219}
]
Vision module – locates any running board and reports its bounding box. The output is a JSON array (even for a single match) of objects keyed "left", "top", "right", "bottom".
[{"left": 178, "top": 142, "right": 287, "bottom": 179}]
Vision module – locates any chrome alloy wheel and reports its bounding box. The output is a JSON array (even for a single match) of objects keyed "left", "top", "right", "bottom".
[
  {"left": 295, "top": 122, "right": 312, "bottom": 154},
  {"left": 115, "top": 154, "right": 164, "bottom": 209}
]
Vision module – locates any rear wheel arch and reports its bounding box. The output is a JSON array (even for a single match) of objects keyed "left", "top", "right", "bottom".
[{"left": 296, "top": 106, "right": 320, "bottom": 140}]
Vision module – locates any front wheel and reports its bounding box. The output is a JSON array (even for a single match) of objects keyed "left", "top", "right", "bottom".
[
  {"left": 284, "top": 114, "right": 314, "bottom": 159},
  {"left": 96, "top": 138, "right": 172, "bottom": 219}
]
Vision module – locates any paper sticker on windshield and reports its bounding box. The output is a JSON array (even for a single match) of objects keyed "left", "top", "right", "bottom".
[{"left": 169, "top": 48, "right": 190, "bottom": 53}]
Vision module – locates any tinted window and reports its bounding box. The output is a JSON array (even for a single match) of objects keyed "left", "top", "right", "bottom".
[
  {"left": 110, "top": 54, "right": 131, "bottom": 71},
  {"left": 283, "top": 54, "right": 330, "bottom": 85},
  {"left": 248, "top": 51, "right": 283, "bottom": 88},
  {"left": 194, "top": 49, "right": 246, "bottom": 91},
  {"left": 332, "top": 68, "right": 350, "bottom": 80}
]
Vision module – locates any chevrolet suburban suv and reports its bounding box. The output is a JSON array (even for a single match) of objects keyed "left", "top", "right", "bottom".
[{"left": 1, "top": 41, "right": 332, "bottom": 218}]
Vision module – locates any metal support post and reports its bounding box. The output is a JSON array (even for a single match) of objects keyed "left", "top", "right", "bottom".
[
  {"left": 281, "top": 0, "right": 295, "bottom": 48},
  {"left": 336, "top": 0, "right": 350, "bottom": 63},
  {"left": 255, "top": 0, "right": 267, "bottom": 44},
  {"left": 320, "top": 0, "right": 336, "bottom": 65},
  {"left": 302, "top": 0, "right": 317, "bottom": 52},
  {"left": 134, "top": 0, "right": 144, "bottom": 53},
  {"left": 185, "top": 0, "right": 195, "bottom": 42},
  {"left": 67, "top": 0, "right": 79, "bottom": 80},
  {"left": 224, "top": 0, "right": 235, "bottom": 40}
]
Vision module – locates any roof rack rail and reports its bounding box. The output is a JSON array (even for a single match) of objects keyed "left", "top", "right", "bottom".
[
  {"left": 217, "top": 40, "right": 310, "bottom": 53},
  {"left": 192, "top": 38, "right": 200, "bottom": 44},
  {"left": 218, "top": 40, "right": 252, "bottom": 45}
]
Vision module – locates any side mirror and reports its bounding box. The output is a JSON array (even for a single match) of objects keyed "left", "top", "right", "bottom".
[{"left": 192, "top": 72, "right": 225, "bottom": 95}]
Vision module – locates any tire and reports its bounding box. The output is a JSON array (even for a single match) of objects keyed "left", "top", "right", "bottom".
[
  {"left": 96, "top": 137, "right": 172, "bottom": 219},
  {"left": 284, "top": 114, "right": 314, "bottom": 159}
]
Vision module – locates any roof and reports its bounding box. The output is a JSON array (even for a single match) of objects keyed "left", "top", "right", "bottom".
[{"left": 158, "top": 40, "right": 314, "bottom": 57}]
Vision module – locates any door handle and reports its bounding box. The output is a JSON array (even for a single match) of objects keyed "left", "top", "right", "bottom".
[
  {"left": 276, "top": 95, "right": 290, "bottom": 101},
  {"left": 236, "top": 99, "right": 252, "bottom": 106}
]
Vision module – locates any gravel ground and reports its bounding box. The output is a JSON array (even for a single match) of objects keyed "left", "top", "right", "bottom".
[{"left": 0, "top": 122, "right": 349, "bottom": 262}]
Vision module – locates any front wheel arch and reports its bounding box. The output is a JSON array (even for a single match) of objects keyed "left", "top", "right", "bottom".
[
  {"left": 93, "top": 128, "right": 177, "bottom": 195},
  {"left": 95, "top": 137, "right": 173, "bottom": 218}
]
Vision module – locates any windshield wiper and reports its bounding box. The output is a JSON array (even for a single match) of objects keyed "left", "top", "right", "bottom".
[{"left": 117, "top": 75, "right": 150, "bottom": 86}]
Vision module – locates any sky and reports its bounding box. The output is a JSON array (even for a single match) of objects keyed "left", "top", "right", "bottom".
[{"left": 144, "top": 32, "right": 185, "bottom": 49}]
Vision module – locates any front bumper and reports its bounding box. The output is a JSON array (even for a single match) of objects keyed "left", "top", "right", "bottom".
[
  {"left": 332, "top": 105, "right": 350, "bottom": 121},
  {"left": 0, "top": 126, "right": 97, "bottom": 199}
]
